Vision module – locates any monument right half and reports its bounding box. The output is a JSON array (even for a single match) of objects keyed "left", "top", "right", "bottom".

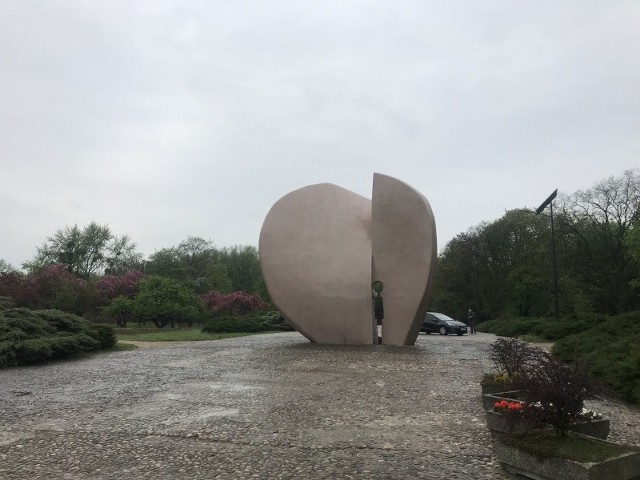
[{"left": 371, "top": 173, "right": 438, "bottom": 345}]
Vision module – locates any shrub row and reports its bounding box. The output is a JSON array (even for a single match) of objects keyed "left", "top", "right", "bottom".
[
  {"left": 202, "top": 312, "right": 293, "bottom": 334},
  {"left": 478, "top": 312, "right": 640, "bottom": 404},
  {"left": 553, "top": 313, "right": 640, "bottom": 404},
  {"left": 477, "top": 314, "right": 610, "bottom": 340},
  {"left": 0, "top": 305, "right": 116, "bottom": 368}
]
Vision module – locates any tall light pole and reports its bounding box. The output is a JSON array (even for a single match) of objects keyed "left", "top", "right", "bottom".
[{"left": 536, "top": 189, "right": 559, "bottom": 319}]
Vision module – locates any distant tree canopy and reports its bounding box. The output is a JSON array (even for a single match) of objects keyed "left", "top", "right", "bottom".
[
  {"left": 144, "top": 238, "right": 264, "bottom": 296},
  {"left": 23, "top": 222, "right": 142, "bottom": 278},
  {"left": 431, "top": 169, "right": 640, "bottom": 321},
  {"left": 218, "top": 245, "right": 262, "bottom": 293},
  {"left": 0, "top": 264, "right": 92, "bottom": 315},
  {"left": 144, "top": 236, "right": 233, "bottom": 294},
  {"left": 201, "top": 290, "right": 268, "bottom": 316},
  {"left": 0, "top": 259, "right": 16, "bottom": 273},
  {"left": 5, "top": 170, "right": 636, "bottom": 326},
  {"left": 558, "top": 169, "right": 640, "bottom": 314},
  {"left": 2, "top": 231, "right": 269, "bottom": 327}
]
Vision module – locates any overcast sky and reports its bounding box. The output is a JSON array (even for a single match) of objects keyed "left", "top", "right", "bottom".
[{"left": 1, "top": 1, "right": 639, "bottom": 269}]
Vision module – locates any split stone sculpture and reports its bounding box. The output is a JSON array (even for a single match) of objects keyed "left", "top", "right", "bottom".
[{"left": 259, "top": 173, "right": 437, "bottom": 346}]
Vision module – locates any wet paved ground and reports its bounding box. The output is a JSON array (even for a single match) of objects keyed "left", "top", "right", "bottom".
[{"left": 1, "top": 331, "right": 638, "bottom": 479}]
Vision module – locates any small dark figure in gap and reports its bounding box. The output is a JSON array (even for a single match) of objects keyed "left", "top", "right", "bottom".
[{"left": 467, "top": 308, "right": 477, "bottom": 334}]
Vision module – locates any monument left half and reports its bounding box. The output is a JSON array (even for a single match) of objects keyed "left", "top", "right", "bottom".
[{"left": 259, "top": 183, "right": 377, "bottom": 345}]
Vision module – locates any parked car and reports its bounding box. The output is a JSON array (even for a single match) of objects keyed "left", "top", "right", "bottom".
[{"left": 420, "top": 312, "right": 468, "bottom": 336}]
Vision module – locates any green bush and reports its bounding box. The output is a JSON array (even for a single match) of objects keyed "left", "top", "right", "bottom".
[
  {"left": 480, "top": 312, "right": 640, "bottom": 404},
  {"left": 478, "top": 314, "right": 609, "bottom": 341},
  {"left": 553, "top": 312, "right": 640, "bottom": 403},
  {"left": 202, "top": 315, "right": 267, "bottom": 333},
  {"left": 259, "top": 310, "right": 294, "bottom": 331},
  {"left": 34, "top": 309, "right": 91, "bottom": 334},
  {"left": 530, "top": 314, "right": 608, "bottom": 341},
  {"left": 91, "top": 324, "right": 117, "bottom": 349},
  {"left": 477, "top": 318, "right": 501, "bottom": 333},
  {"left": 0, "top": 307, "right": 116, "bottom": 367},
  {"left": 0, "top": 296, "right": 15, "bottom": 309},
  {"left": 480, "top": 316, "right": 544, "bottom": 338}
]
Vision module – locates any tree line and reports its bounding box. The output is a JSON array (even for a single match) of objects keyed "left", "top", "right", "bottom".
[
  {"left": 431, "top": 169, "right": 640, "bottom": 322},
  {"left": 0, "top": 230, "right": 268, "bottom": 327},
  {"left": 1, "top": 169, "right": 638, "bottom": 327}
]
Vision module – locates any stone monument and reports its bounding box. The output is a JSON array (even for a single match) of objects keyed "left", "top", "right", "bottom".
[{"left": 259, "top": 173, "right": 437, "bottom": 346}]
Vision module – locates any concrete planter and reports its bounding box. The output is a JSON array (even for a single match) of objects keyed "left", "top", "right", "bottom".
[
  {"left": 486, "top": 410, "right": 541, "bottom": 435},
  {"left": 481, "top": 382, "right": 517, "bottom": 396},
  {"left": 486, "top": 410, "right": 610, "bottom": 440},
  {"left": 565, "top": 417, "right": 611, "bottom": 440},
  {"left": 482, "top": 390, "right": 524, "bottom": 411},
  {"left": 483, "top": 392, "right": 610, "bottom": 439},
  {"left": 494, "top": 436, "right": 640, "bottom": 480}
]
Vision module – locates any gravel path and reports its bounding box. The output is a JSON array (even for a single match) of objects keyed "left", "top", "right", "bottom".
[{"left": 0, "top": 332, "right": 637, "bottom": 479}]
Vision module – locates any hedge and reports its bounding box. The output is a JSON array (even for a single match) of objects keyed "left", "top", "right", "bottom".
[
  {"left": 0, "top": 305, "right": 116, "bottom": 367},
  {"left": 202, "top": 312, "right": 293, "bottom": 334},
  {"left": 478, "top": 312, "right": 640, "bottom": 404}
]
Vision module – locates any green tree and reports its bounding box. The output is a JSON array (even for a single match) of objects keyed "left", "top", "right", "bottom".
[
  {"left": 432, "top": 209, "right": 553, "bottom": 320},
  {"left": 105, "top": 235, "right": 144, "bottom": 275},
  {"left": 0, "top": 259, "right": 17, "bottom": 273},
  {"left": 558, "top": 169, "right": 640, "bottom": 313},
  {"left": 219, "top": 245, "right": 262, "bottom": 293},
  {"left": 145, "top": 248, "right": 189, "bottom": 279},
  {"left": 176, "top": 236, "right": 231, "bottom": 293},
  {"left": 432, "top": 169, "right": 640, "bottom": 320},
  {"left": 628, "top": 220, "right": 640, "bottom": 291},
  {"left": 145, "top": 236, "right": 232, "bottom": 293},
  {"left": 12, "top": 264, "right": 92, "bottom": 315},
  {"left": 24, "top": 222, "right": 142, "bottom": 278},
  {"left": 103, "top": 295, "right": 134, "bottom": 327},
  {"left": 132, "top": 276, "right": 204, "bottom": 328}
]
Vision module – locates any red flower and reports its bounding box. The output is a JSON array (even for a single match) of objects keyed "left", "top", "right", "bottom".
[{"left": 494, "top": 400, "right": 523, "bottom": 412}]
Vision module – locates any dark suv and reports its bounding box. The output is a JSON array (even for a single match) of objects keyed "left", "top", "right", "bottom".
[{"left": 420, "top": 312, "right": 468, "bottom": 336}]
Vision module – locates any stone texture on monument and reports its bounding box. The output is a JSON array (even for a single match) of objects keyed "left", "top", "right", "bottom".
[
  {"left": 371, "top": 173, "right": 437, "bottom": 345},
  {"left": 259, "top": 183, "right": 376, "bottom": 345}
]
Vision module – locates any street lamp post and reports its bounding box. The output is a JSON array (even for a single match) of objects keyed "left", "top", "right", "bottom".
[{"left": 536, "top": 189, "right": 560, "bottom": 319}]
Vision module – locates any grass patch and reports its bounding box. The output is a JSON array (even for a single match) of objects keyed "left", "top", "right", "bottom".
[
  {"left": 115, "top": 326, "right": 193, "bottom": 335},
  {"left": 117, "top": 329, "right": 277, "bottom": 342},
  {"left": 498, "top": 430, "right": 639, "bottom": 463},
  {"left": 109, "top": 342, "right": 138, "bottom": 351}
]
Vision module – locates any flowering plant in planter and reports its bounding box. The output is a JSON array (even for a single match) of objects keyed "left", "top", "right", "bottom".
[
  {"left": 488, "top": 396, "right": 611, "bottom": 440},
  {"left": 501, "top": 401, "right": 604, "bottom": 422},
  {"left": 489, "top": 337, "right": 535, "bottom": 379},
  {"left": 574, "top": 408, "right": 603, "bottom": 422},
  {"left": 482, "top": 337, "right": 533, "bottom": 394},
  {"left": 493, "top": 400, "right": 524, "bottom": 413},
  {"left": 485, "top": 340, "right": 637, "bottom": 478},
  {"left": 527, "top": 403, "right": 604, "bottom": 424},
  {"left": 512, "top": 349, "right": 601, "bottom": 437},
  {"left": 482, "top": 371, "right": 522, "bottom": 386}
]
